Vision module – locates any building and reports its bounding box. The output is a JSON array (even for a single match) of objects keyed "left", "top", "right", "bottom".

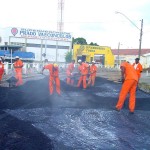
[
  {"left": 112, "top": 49, "right": 150, "bottom": 68},
  {"left": 0, "top": 45, "right": 35, "bottom": 63},
  {"left": 73, "top": 45, "right": 114, "bottom": 67},
  {"left": 0, "top": 27, "right": 72, "bottom": 62}
]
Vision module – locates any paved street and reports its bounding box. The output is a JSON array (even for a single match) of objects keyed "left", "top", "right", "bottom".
[{"left": 0, "top": 73, "right": 150, "bottom": 149}]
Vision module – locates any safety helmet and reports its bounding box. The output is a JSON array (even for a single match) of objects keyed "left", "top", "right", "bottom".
[
  {"left": 15, "top": 56, "right": 19, "bottom": 59},
  {"left": 78, "top": 59, "right": 82, "bottom": 63},
  {"left": 53, "top": 63, "right": 58, "bottom": 67},
  {"left": 92, "top": 61, "right": 95, "bottom": 63}
]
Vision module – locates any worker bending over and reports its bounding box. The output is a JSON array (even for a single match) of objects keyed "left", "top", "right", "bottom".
[
  {"left": 116, "top": 61, "right": 138, "bottom": 114},
  {"left": 13, "top": 56, "right": 24, "bottom": 86},
  {"left": 0, "top": 58, "right": 4, "bottom": 83},
  {"left": 88, "top": 61, "right": 97, "bottom": 87},
  {"left": 66, "top": 59, "right": 75, "bottom": 85},
  {"left": 42, "top": 63, "right": 61, "bottom": 95},
  {"left": 77, "top": 59, "right": 89, "bottom": 89}
]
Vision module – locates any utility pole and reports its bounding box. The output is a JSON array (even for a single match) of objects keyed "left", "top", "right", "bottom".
[
  {"left": 115, "top": 12, "right": 143, "bottom": 59},
  {"left": 138, "top": 19, "right": 143, "bottom": 59}
]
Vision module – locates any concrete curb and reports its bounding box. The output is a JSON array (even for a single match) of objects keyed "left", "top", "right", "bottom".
[{"left": 139, "top": 83, "right": 150, "bottom": 94}]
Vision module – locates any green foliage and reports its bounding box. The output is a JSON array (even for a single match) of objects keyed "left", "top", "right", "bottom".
[
  {"left": 65, "top": 50, "right": 72, "bottom": 63},
  {"left": 73, "top": 37, "right": 87, "bottom": 45},
  {"left": 89, "top": 42, "right": 99, "bottom": 46},
  {"left": 72, "top": 37, "right": 99, "bottom": 48},
  {"left": 72, "top": 37, "right": 87, "bottom": 48}
]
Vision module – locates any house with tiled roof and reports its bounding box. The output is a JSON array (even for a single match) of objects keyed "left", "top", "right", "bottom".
[{"left": 111, "top": 49, "right": 150, "bottom": 68}]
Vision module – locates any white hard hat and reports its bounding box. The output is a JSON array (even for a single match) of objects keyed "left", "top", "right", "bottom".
[
  {"left": 92, "top": 61, "right": 95, "bottom": 63},
  {"left": 78, "top": 59, "right": 82, "bottom": 63},
  {"left": 15, "top": 56, "right": 19, "bottom": 59}
]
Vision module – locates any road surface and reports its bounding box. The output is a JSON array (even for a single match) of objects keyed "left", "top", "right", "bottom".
[{"left": 0, "top": 75, "right": 150, "bottom": 150}]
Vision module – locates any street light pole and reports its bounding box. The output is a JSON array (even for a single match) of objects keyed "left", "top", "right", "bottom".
[
  {"left": 115, "top": 11, "right": 143, "bottom": 59},
  {"left": 139, "top": 19, "right": 143, "bottom": 59}
]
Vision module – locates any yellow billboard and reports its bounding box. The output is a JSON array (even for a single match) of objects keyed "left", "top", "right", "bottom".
[{"left": 73, "top": 44, "right": 114, "bottom": 67}]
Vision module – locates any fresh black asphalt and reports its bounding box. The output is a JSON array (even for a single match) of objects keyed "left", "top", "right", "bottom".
[{"left": 0, "top": 76, "right": 150, "bottom": 149}]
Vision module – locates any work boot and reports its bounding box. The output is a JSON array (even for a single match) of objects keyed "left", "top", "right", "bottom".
[
  {"left": 115, "top": 108, "right": 120, "bottom": 112},
  {"left": 129, "top": 111, "right": 134, "bottom": 114}
]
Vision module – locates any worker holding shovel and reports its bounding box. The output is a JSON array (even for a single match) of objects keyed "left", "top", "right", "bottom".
[{"left": 42, "top": 62, "right": 61, "bottom": 95}]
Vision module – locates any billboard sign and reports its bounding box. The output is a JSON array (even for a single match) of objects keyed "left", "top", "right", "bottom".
[{"left": 9, "top": 27, "right": 72, "bottom": 42}]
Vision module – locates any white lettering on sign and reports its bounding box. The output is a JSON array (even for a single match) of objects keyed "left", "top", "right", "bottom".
[{"left": 11, "top": 28, "right": 72, "bottom": 41}]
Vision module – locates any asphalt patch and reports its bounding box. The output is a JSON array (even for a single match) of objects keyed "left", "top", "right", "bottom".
[{"left": 0, "top": 76, "right": 150, "bottom": 149}]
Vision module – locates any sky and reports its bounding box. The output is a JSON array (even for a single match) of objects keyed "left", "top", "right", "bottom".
[{"left": 0, "top": 0, "right": 150, "bottom": 49}]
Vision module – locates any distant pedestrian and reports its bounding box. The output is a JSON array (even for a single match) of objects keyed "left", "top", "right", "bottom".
[
  {"left": 115, "top": 61, "right": 138, "bottom": 114},
  {"left": 0, "top": 56, "right": 5, "bottom": 63},
  {"left": 66, "top": 60, "right": 75, "bottom": 85},
  {"left": 13, "top": 56, "right": 24, "bottom": 86},
  {"left": 87, "top": 61, "right": 97, "bottom": 87},
  {"left": 132, "top": 58, "right": 143, "bottom": 81},
  {"left": 42, "top": 63, "right": 61, "bottom": 95},
  {"left": 0, "top": 58, "right": 4, "bottom": 83},
  {"left": 77, "top": 59, "right": 89, "bottom": 89}
]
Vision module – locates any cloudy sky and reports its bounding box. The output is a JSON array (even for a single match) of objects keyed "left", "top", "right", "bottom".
[{"left": 0, "top": 0, "right": 150, "bottom": 49}]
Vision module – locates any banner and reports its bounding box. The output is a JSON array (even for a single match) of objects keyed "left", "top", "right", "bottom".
[{"left": 10, "top": 27, "right": 72, "bottom": 42}]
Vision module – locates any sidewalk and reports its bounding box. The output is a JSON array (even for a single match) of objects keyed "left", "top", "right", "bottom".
[
  {"left": 98, "top": 68, "right": 150, "bottom": 94},
  {"left": 139, "top": 73, "right": 150, "bottom": 93}
]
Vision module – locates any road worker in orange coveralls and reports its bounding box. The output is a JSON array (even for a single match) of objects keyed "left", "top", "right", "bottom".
[
  {"left": 0, "top": 58, "right": 4, "bottom": 83},
  {"left": 66, "top": 59, "right": 75, "bottom": 85},
  {"left": 88, "top": 61, "right": 97, "bottom": 87},
  {"left": 42, "top": 63, "right": 61, "bottom": 95},
  {"left": 13, "top": 56, "right": 23, "bottom": 86},
  {"left": 116, "top": 61, "right": 138, "bottom": 114},
  {"left": 132, "top": 58, "right": 143, "bottom": 81},
  {"left": 77, "top": 59, "right": 89, "bottom": 89}
]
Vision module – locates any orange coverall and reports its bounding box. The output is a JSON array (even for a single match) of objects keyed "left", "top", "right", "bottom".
[
  {"left": 0, "top": 62, "right": 4, "bottom": 81},
  {"left": 44, "top": 64, "right": 61, "bottom": 95},
  {"left": 132, "top": 63, "right": 143, "bottom": 80},
  {"left": 116, "top": 62, "right": 138, "bottom": 113},
  {"left": 66, "top": 62, "right": 75, "bottom": 85},
  {"left": 14, "top": 59, "right": 23, "bottom": 86},
  {"left": 77, "top": 62, "right": 89, "bottom": 89},
  {"left": 88, "top": 64, "right": 97, "bottom": 86}
]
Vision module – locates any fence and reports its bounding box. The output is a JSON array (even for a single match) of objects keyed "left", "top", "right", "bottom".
[
  {"left": 3, "top": 62, "right": 71, "bottom": 75},
  {"left": 4, "top": 62, "right": 149, "bottom": 77}
]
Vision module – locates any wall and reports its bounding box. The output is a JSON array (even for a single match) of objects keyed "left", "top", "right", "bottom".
[
  {"left": 114, "top": 54, "right": 150, "bottom": 68},
  {"left": 73, "top": 45, "right": 114, "bottom": 67}
]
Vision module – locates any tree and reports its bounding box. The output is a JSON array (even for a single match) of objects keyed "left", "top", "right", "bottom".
[
  {"left": 72, "top": 37, "right": 99, "bottom": 48},
  {"left": 65, "top": 50, "right": 72, "bottom": 63},
  {"left": 72, "top": 37, "right": 87, "bottom": 48},
  {"left": 89, "top": 42, "right": 99, "bottom": 46}
]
